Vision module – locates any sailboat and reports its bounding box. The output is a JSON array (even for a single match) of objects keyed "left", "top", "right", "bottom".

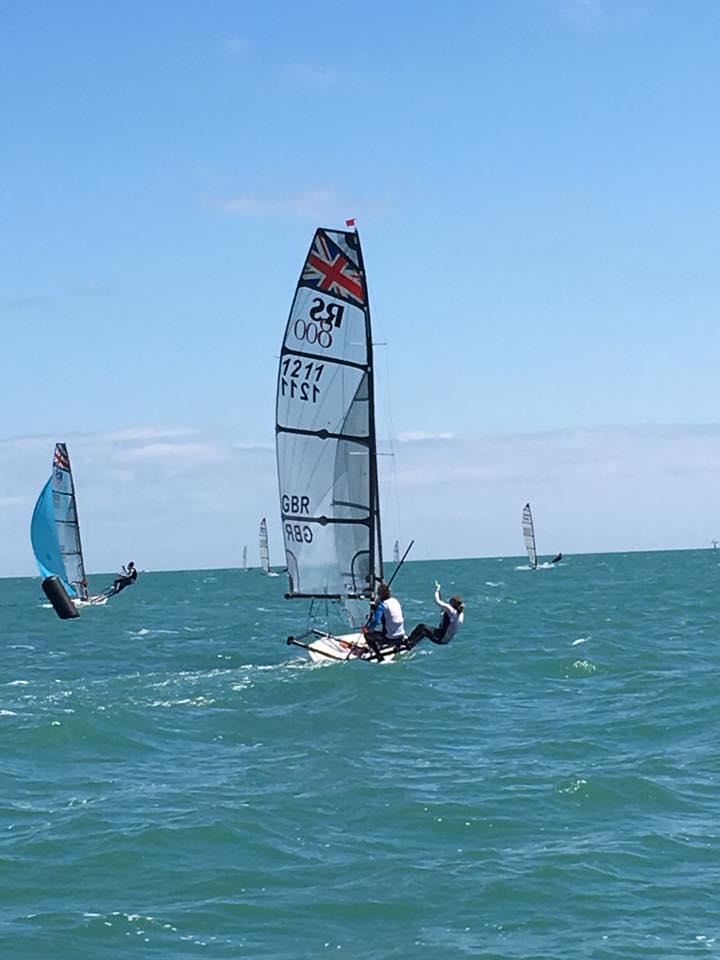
[
  {"left": 242, "top": 544, "right": 248, "bottom": 571},
  {"left": 259, "top": 517, "right": 279, "bottom": 576},
  {"left": 521, "top": 502, "right": 562, "bottom": 569},
  {"left": 393, "top": 540, "right": 400, "bottom": 564},
  {"left": 31, "top": 443, "right": 109, "bottom": 605},
  {"left": 277, "top": 224, "right": 405, "bottom": 663}
]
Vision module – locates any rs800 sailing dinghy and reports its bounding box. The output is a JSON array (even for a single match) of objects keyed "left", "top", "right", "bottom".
[
  {"left": 31, "top": 443, "right": 112, "bottom": 606},
  {"left": 277, "top": 225, "right": 406, "bottom": 663}
]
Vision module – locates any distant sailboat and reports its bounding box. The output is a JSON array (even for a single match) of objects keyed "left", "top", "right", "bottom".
[
  {"left": 278, "top": 224, "right": 408, "bottom": 662},
  {"left": 522, "top": 502, "right": 562, "bottom": 569},
  {"left": 242, "top": 544, "right": 248, "bottom": 571},
  {"left": 522, "top": 503, "right": 538, "bottom": 570},
  {"left": 393, "top": 540, "right": 400, "bottom": 564},
  {"left": 31, "top": 443, "right": 109, "bottom": 605},
  {"left": 259, "top": 517, "right": 278, "bottom": 576}
]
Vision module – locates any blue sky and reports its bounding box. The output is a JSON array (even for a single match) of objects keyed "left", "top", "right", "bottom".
[{"left": 2, "top": 0, "right": 719, "bottom": 575}]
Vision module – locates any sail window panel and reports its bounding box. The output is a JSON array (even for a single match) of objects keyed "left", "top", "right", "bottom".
[
  {"left": 277, "top": 356, "right": 368, "bottom": 439},
  {"left": 283, "top": 524, "right": 371, "bottom": 598}
]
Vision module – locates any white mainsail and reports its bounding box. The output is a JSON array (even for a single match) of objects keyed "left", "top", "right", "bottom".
[
  {"left": 276, "top": 226, "right": 383, "bottom": 630},
  {"left": 259, "top": 518, "right": 270, "bottom": 574},
  {"left": 522, "top": 502, "right": 538, "bottom": 569}
]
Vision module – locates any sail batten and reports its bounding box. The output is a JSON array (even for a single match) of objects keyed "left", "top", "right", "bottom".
[{"left": 276, "top": 227, "right": 382, "bottom": 612}]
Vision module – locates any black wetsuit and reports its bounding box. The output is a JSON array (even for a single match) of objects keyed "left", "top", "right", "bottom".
[
  {"left": 405, "top": 612, "right": 451, "bottom": 649},
  {"left": 111, "top": 568, "right": 137, "bottom": 594}
]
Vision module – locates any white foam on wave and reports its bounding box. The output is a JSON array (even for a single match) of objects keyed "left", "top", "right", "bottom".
[
  {"left": 7, "top": 679, "right": 29, "bottom": 686},
  {"left": 0, "top": 709, "right": 17, "bottom": 717},
  {"left": 572, "top": 637, "right": 589, "bottom": 646}
]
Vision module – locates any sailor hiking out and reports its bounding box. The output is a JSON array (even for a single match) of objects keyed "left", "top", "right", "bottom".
[
  {"left": 405, "top": 582, "right": 464, "bottom": 650},
  {"left": 109, "top": 561, "right": 138, "bottom": 596}
]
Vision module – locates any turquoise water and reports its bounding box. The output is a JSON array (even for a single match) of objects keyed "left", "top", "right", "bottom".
[{"left": 2, "top": 551, "right": 718, "bottom": 958}]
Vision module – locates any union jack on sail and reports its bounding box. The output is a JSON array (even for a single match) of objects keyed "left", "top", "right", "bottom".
[
  {"left": 53, "top": 444, "right": 71, "bottom": 471},
  {"left": 302, "top": 231, "right": 365, "bottom": 307}
]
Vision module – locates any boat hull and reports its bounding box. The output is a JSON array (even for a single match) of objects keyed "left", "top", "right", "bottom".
[{"left": 305, "top": 630, "right": 405, "bottom": 664}]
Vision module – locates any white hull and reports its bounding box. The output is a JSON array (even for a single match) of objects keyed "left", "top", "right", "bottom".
[
  {"left": 303, "top": 630, "right": 405, "bottom": 664},
  {"left": 72, "top": 595, "right": 109, "bottom": 607}
]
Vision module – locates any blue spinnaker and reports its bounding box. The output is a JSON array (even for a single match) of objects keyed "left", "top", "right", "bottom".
[{"left": 30, "top": 477, "right": 78, "bottom": 597}]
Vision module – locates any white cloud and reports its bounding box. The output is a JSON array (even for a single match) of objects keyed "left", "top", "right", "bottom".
[
  {"left": 121, "top": 441, "right": 227, "bottom": 465},
  {"left": 3, "top": 423, "right": 720, "bottom": 578},
  {"left": 398, "top": 431, "right": 455, "bottom": 443},
  {"left": 209, "top": 188, "right": 350, "bottom": 221},
  {"left": 283, "top": 62, "right": 336, "bottom": 87},
  {"left": 226, "top": 36, "right": 252, "bottom": 56},
  {"left": 548, "top": 0, "right": 604, "bottom": 29}
]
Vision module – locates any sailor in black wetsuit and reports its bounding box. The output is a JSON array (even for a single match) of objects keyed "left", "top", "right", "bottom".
[
  {"left": 111, "top": 561, "right": 138, "bottom": 595},
  {"left": 405, "top": 582, "right": 464, "bottom": 650}
]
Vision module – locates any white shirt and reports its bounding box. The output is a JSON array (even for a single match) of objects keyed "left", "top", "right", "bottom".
[{"left": 381, "top": 596, "right": 405, "bottom": 639}]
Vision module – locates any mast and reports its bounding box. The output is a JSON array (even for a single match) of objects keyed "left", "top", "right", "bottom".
[{"left": 355, "top": 228, "right": 383, "bottom": 597}]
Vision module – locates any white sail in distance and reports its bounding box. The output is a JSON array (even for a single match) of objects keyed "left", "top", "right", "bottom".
[
  {"left": 259, "top": 518, "right": 270, "bottom": 574},
  {"left": 522, "top": 502, "right": 538, "bottom": 569}
]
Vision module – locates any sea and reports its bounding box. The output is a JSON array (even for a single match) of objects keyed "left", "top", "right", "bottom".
[{"left": 1, "top": 550, "right": 718, "bottom": 959}]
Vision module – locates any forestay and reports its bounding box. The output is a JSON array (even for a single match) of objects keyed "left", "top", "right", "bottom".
[
  {"left": 522, "top": 502, "right": 538, "bottom": 569},
  {"left": 276, "top": 227, "right": 383, "bottom": 627},
  {"left": 30, "top": 443, "right": 89, "bottom": 600}
]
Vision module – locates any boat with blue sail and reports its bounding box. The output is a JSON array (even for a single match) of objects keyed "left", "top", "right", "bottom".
[{"left": 31, "top": 443, "right": 111, "bottom": 605}]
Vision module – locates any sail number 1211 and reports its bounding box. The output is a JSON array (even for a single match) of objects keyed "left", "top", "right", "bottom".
[{"left": 280, "top": 358, "right": 325, "bottom": 403}]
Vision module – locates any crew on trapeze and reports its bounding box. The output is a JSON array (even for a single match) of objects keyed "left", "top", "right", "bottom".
[
  {"left": 109, "top": 561, "right": 138, "bottom": 596},
  {"left": 361, "top": 582, "right": 405, "bottom": 660},
  {"left": 404, "top": 582, "right": 464, "bottom": 650}
]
